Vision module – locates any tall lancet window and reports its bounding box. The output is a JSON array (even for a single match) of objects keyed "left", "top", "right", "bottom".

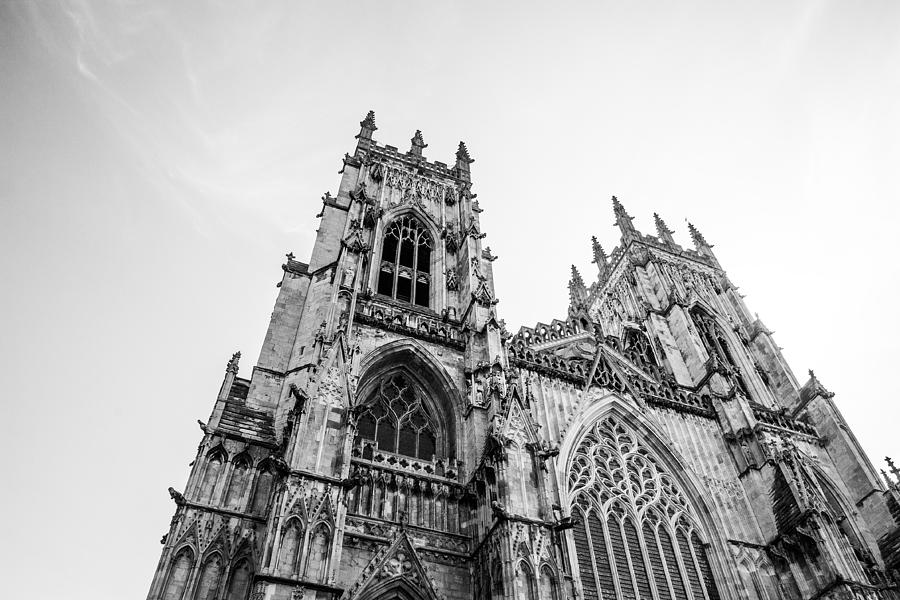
[
  {"left": 377, "top": 215, "right": 432, "bottom": 307},
  {"left": 568, "top": 416, "right": 721, "bottom": 600}
]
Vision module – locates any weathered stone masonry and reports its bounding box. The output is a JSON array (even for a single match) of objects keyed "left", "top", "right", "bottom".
[{"left": 148, "top": 112, "right": 900, "bottom": 600}]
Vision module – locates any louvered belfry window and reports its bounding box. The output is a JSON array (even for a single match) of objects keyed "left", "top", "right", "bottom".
[
  {"left": 377, "top": 215, "right": 432, "bottom": 307},
  {"left": 355, "top": 373, "right": 437, "bottom": 460},
  {"left": 569, "top": 416, "right": 721, "bottom": 600}
]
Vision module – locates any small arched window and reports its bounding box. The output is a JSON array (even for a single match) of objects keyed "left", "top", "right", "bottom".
[
  {"left": 225, "top": 558, "right": 252, "bottom": 600},
  {"left": 250, "top": 463, "right": 274, "bottom": 514},
  {"left": 377, "top": 215, "right": 432, "bottom": 307},
  {"left": 193, "top": 553, "right": 223, "bottom": 600},
  {"left": 223, "top": 455, "right": 252, "bottom": 511},
  {"left": 162, "top": 548, "right": 194, "bottom": 600},
  {"left": 277, "top": 518, "right": 303, "bottom": 577},
  {"left": 197, "top": 450, "right": 226, "bottom": 504},
  {"left": 355, "top": 373, "right": 437, "bottom": 460},
  {"left": 304, "top": 522, "right": 332, "bottom": 582}
]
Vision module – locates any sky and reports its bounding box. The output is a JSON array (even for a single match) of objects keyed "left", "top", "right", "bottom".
[{"left": 1, "top": 1, "right": 899, "bottom": 598}]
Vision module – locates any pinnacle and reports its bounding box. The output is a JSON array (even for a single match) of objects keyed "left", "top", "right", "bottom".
[
  {"left": 654, "top": 213, "right": 673, "bottom": 235},
  {"left": 411, "top": 129, "right": 427, "bottom": 148},
  {"left": 456, "top": 141, "right": 473, "bottom": 163},
  {"left": 687, "top": 221, "right": 710, "bottom": 248},
  {"left": 612, "top": 195, "right": 632, "bottom": 219},
  {"left": 570, "top": 264, "right": 585, "bottom": 286},
  {"left": 591, "top": 236, "right": 607, "bottom": 264},
  {"left": 360, "top": 110, "right": 377, "bottom": 130}
]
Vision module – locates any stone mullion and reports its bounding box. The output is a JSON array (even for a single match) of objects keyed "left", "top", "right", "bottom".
[
  {"left": 620, "top": 517, "right": 647, "bottom": 600},
  {"left": 670, "top": 528, "right": 696, "bottom": 600},
  {"left": 654, "top": 524, "right": 679, "bottom": 600},
  {"left": 635, "top": 518, "right": 662, "bottom": 600},
  {"left": 685, "top": 534, "right": 711, "bottom": 600},
  {"left": 580, "top": 509, "right": 607, "bottom": 600}
]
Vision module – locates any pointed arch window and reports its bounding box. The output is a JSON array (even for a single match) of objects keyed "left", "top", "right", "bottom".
[
  {"left": 568, "top": 416, "right": 720, "bottom": 600},
  {"left": 691, "top": 308, "right": 750, "bottom": 397},
  {"left": 162, "top": 548, "right": 194, "bottom": 600},
  {"left": 377, "top": 215, "right": 432, "bottom": 307},
  {"left": 193, "top": 553, "right": 224, "bottom": 600},
  {"left": 198, "top": 449, "right": 226, "bottom": 504},
  {"left": 225, "top": 558, "right": 252, "bottom": 600},
  {"left": 223, "top": 455, "right": 252, "bottom": 511},
  {"left": 277, "top": 518, "right": 304, "bottom": 577},
  {"left": 355, "top": 373, "right": 437, "bottom": 460},
  {"left": 622, "top": 328, "right": 657, "bottom": 371}
]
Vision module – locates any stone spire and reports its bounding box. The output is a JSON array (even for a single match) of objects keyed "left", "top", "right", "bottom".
[
  {"left": 568, "top": 265, "right": 588, "bottom": 309},
  {"left": 591, "top": 236, "right": 610, "bottom": 281},
  {"left": 612, "top": 196, "right": 638, "bottom": 242},
  {"left": 409, "top": 130, "right": 427, "bottom": 158},
  {"left": 654, "top": 213, "right": 676, "bottom": 246},
  {"left": 454, "top": 141, "right": 474, "bottom": 181}
]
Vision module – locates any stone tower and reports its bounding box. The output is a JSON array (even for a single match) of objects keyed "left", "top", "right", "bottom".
[{"left": 147, "top": 113, "right": 900, "bottom": 600}]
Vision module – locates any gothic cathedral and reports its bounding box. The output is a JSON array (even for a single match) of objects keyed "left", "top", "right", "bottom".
[{"left": 147, "top": 113, "right": 900, "bottom": 600}]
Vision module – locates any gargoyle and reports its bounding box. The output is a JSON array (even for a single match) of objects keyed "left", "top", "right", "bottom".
[{"left": 168, "top": 487, "right": 185, "bottom": 506}]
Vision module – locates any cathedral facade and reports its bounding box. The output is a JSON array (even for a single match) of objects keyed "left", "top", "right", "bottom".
[{"left": 147, "top": 113, "right": 900, "bottom": 600}]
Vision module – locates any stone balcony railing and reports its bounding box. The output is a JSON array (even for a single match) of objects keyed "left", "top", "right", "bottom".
[
  {"left": 354, "top": 296, "right": 466, "bottom": 350},
  {"left": 346, "top": 440, "right": 470, "bottom": 535}
]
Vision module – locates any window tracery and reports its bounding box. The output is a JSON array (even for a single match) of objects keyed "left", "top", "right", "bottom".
[
  {"left": 377, "top": 215, "right": 432, "bottom": 307},
  {"left": 355, "top": 373, "right": 437, "bottom": 460},
  {"left": 569, "top": 416, "right": 720, "bottom": 600},
  {"left": 691, "top": 308, "right": 749, "bottom": 397}
]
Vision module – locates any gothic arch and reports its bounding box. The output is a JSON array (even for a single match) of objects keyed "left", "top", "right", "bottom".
[
  {"left": 355, "top": 578, "right": 436, "bottom": 600},
  {"left": 557, "top": 393, "right": 741, "bottom": 600},
  {"left": 370, "top": 205, "right": 443, "bottom": 310},
  {"left": 356, "top": 339, "right": 462, "bottom": 459}
]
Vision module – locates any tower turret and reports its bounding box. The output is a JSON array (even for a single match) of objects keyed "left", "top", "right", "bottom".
[{"left": 355, "top": 110, "right": 377, "bottom": 151}]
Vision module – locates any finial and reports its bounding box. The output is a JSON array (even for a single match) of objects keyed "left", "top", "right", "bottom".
[
  {"left": 591, "top": 236, "right": 607, "bottom": 264},
  {"left": 591, "top": 236, "right": 610, "bottom": 280},
  {"left": 226, "top": 351, "right": 241, "bottom": 375},
  {"left": 569, "top": 265, "right": 587, "bottom": 308},
  {"left": 654, "top": 213, "right": 676, "bottom": 245},
  {"left": 887, "top": 457, "right": 900, "bottom": 482},
  {"left": 454, "top": 142, "right": 474, "bottom": 182},
  {"left": 612, "top": 196, "right": 637, "bottom": 241},
  {"left": 356, "top": 110, "right": 377, "bottom": 142},
  {"left": 687, "top": 221, "right": 710, "bottom": 249},
  {"left": 409, "top": 130, "right": 427, "bottom": 158},
  {"left": 456, "top": 141, "right": 473, "bottom": 164},
  {"left": 286, "top": 252, "right": 295, "bottom": 261},
  {"left": 360, "top": 110, "right": 377, "bottom": 131}
]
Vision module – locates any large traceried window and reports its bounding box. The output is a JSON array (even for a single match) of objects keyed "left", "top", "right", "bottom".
[
  {"left": 355, "top": 373, "right": 437, "bottom": 460},
  {"left": 569, "top": 416, "right": 720, "bottom": 600},
  {"left": 377, "top": 215, "right": 432, "bottom": 307}
]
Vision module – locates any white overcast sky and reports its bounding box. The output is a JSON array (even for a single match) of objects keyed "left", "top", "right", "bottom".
[{"left": 2, "top": 2, "right": 899, "bottom": 598}]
